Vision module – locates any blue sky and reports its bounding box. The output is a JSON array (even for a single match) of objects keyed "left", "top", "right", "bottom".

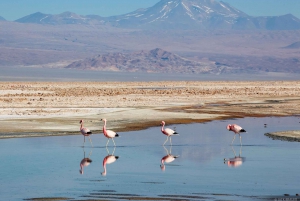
[{"left": 0, "top": 0, "right": 299, "bottom": 21}]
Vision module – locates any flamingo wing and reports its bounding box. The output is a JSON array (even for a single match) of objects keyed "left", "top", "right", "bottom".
[
  {"left": 164, "top": 128, "right": 176, "bottom": 135},
  {"left": 232, "top": 124, "right": 243, "bottom": 133},
  {"left": 81, "top": 127, "right": 92, "bottom": 135},
  {"left": 106, "top": 130, "right": 117, "bottom": 138}
]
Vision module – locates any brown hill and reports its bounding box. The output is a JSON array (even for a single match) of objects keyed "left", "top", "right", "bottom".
[{"left": 65, "top": 48, "right": 227, "bottom": 74}]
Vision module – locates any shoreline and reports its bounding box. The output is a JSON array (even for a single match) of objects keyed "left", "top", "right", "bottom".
[{"left": 1, "top": 81, "right": 300, "bottom": 139}]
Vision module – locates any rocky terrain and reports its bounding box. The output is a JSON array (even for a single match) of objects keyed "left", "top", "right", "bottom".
[{"left": 65, "top": 48, "right": 224, "bottom": 73}]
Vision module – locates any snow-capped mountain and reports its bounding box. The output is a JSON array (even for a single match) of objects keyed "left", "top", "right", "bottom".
[
  {"left": 107, "top": 0, "right": 248, "bottom": 29},
  {"left": 14, "top": 0, "right": 300, "bottom": 30},
  {"left": 107, "top": 0, "right": 300, "bottom": 30}
]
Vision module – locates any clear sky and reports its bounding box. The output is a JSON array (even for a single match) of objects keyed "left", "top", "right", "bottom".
[{"left": 0, "top": 0, "right": 299, "bottom": 21}]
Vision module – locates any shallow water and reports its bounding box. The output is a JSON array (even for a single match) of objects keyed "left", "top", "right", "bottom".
[
  {"left": 1, "top": 66, "right": 300, "bottom": 81},
  {"left": 1, "top": 116, "right": 300, "bottom": 200}
]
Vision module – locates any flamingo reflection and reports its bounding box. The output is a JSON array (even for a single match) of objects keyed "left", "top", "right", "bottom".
[
  {"left": 79, "top": 149, "right": 93, "bottom": 174},
  {"left": 160, "top": 145, "right": 179, "bottom": 171},
  {"left": 224, "top": 145, "right": 245, "bottom": 168},
  {"left": 101, "top": 146, "right": 119, "bottom": 176}
]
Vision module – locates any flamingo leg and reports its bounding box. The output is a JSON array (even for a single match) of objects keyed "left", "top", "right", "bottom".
[
  {"left": 163, "top": 136, "right": 169, "bottom": 146},
  {"left": 83, "top": 136, "right": 85, "bottom": 147},
  {"left": 112, "top": 138, "right": 116, "bottom": 147},
  {"left": 88, "top": 136, "right": 93, "bottom": 147},
  {"left": 231, "top": 135, "right": 236, "bottom": 145},
  {"left": 169, "top": 136, "right": 172, "bottom": 146},
  {"left": 106, "top": 139, "right": 110, "bottom": 147},
  {"left": 239, "top": 134, "right": 242, "bottom": 146}
]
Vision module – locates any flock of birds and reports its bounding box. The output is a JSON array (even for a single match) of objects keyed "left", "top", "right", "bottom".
[
  {"left": 80, "top": 118, "right": 247, "bottom": 147},
  {"left": 79, "top": 119, "right": 247, "bottom": 174}
]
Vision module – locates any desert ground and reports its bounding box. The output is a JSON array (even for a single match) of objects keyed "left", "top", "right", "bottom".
[{"left": 0, "top": 81, "right": 300, "bottom": 139}]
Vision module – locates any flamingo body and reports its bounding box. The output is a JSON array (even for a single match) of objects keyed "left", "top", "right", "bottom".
[
  {"left": 227, "top": 124, "right": 246, "bottom": 134},
  {"left": 226, "top": 124, "right": 246, "bottom": 145}
]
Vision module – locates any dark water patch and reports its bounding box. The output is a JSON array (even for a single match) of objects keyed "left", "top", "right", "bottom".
[
  {"left": 159, "top": 194, "right": 211, "bottom": 200},
  {"left": 95, "top": 190, "right": 117, "bottom": 193},
  {"left": 141, "top": 182, "right": 165, "bottom": 184},
  {"left": 24, "top": 198, "right": 72, "bottom": 201},
  {"left": 89, "top": 193, "right": 140, "bottom": 196},
  {"left": 81, "top": 195, "right": 186, "bottom": 200}
]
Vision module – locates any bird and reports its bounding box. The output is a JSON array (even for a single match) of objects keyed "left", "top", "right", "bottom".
[
  {"left": 160, "top": 145, "right": 179, "bottom": 171},
  {"left": 79, "top": 120, "right": 93, "bottom": 147},
  {"left": 101, "top": 118, "right": 119, "bottom": 147},
  {"left": 161, "top": 121, "right": 179, "bottom": 146},
  {"left": 226, "top": 124, "right": 246, "bottom": 145},
  {"left": 79, "top": 150, "right": 92, "bottom": 174},
  {"left": 101, "top": 147, "right": 119, "bottom": 176}
]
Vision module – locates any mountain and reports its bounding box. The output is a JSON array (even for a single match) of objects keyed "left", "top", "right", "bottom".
[
  {"left": 65, "top": 48, "right": 225, "bottom": 74},
  {"left": 15, "top": 11, "right": 105, "bottom": 25},
  {"left": 283, "top": 41, "right": 300, "bottom": 49},
  {"left": 0, "top": 16, "right": 6, "bottom": 21},
  {"left": 106, "top": 0, "right": 300, "bottom": 30},
  {"left": 14, "top": 0, "right": 300, "bottom": 30},
  {"left": 107, "top": 0, "right": 248, "bottom": 29}
]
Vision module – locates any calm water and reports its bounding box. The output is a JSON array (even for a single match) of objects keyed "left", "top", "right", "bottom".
[
  {"left": 0, "top": 116, "right": 300, "bottom": 201},
  {"left": 1, "top": 66, "right": 300, "bottom": 81}
]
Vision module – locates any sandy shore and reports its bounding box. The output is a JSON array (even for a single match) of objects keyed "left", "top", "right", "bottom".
[
  {"left": 265, "top": 131, "right": 300, "bottom": 142},
  {"left": 1, "top": 81, "right": 300, "bottom": 138}
]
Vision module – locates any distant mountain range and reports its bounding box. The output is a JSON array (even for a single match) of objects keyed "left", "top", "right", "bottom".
[
  {"left": 13, "top": 0, "right": 300, "bottom": 30},
  {"left": 65, "top": 48, "right": 226, "bottom": 74},
  {"left": 0, "top": 16, "right": 6, "bottom": 21},
  {"left": 283, "top": 41, "right": 300, "bottom": 49}
]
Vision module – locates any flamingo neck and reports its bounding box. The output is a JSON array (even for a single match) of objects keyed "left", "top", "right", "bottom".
[
  {"left": 103, "top": 121, "right": 107, "bottom": 135},
  {"left": 161, "top": 123, "right": 165, "bottom": 132},
  {"left": 80, "top": 122, "right": 83, "bottom": 130}
]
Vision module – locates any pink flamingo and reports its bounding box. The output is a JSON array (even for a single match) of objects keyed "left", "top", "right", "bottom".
[
  {"left": 79, "top": 120, "right": 93, "bottom": 147},
  {"left": 161, "top": 121, "right": 179, "bottom": 146},
  {"left": 79, "top": 150, "right": 92, "bottom": 174},
  {"left": 101, "top": 118, "right": 119, "bottom": 147},
  {"left": 226, "top": 124, "right": 246, "bottom": 145},
  {"left": 101, "top": 147, "right": 119, "bottom": 176},
  {"left": 160, "top": 146, "right": 179, "bottom": 171}
]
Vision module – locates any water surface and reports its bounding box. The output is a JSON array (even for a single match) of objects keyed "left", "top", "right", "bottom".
[{"left": 1, "top": 116, "right": 300, "bottom": 200}]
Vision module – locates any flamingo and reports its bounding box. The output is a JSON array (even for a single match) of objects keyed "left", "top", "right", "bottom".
[
  {"left": 160, "top": 145, "right": 179, "bottom": 171},
  {"left": 161, "top": 121, "right": 179, "bottom": 146},
  {"left": 79, "top": 150, "right": 92, "bottom": 174},
  {"left": 79, "top": 120, "right": 93, "bottom": 147},
  {"left": 226, "top": 124, "right": 246, "bottom": 145},
  {"left": 101, "top": 118, "right": 119, "bottom": 147},
  {"left": 101, "top": 147, "right": 119, "bottom": 176}
]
